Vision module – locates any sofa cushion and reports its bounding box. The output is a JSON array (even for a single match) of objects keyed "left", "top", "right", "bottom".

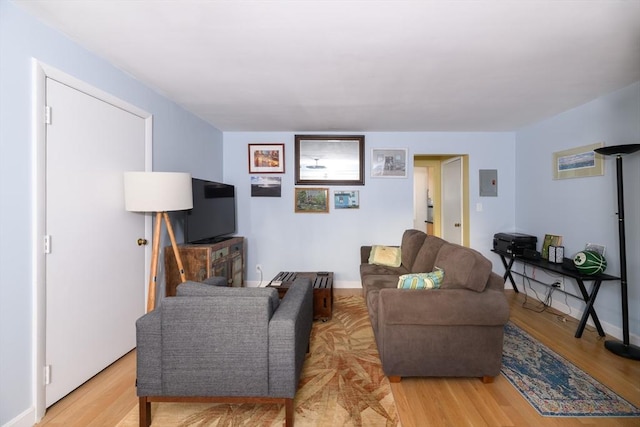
[
  {"left": 410, "top": 235, "right": 447, "bottom": 273},
  {"left": 434, "top": 244, "right": 492, "bottom": 292},
  {"left": 397, "top": 268, "right": 444, "bottom": 289},
  {"left": 400, "top": 229, "right": 428, "bottom": 270},
  {"left": 368, "top": 245, "right": 402, "bottom": 267}
]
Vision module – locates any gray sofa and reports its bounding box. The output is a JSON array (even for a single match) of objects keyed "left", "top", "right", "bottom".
[
  {"left": 361, "top": 229, "right": 509, "bottom": 383},
  {"left": 136, "top": 278, "right": 313, "bottom": 427}
]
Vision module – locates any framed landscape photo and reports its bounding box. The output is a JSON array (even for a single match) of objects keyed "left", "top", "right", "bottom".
[
  {"left": 248, "top": 143, "right": 285, "bottom": 173},
  {"left": 295, "top": 187, "right": 329, "bottom": 213},
  {"left": 371, "top": 148, "right": 408, "bottom": 178},
  {"left": 295, "top": 135, "right": 365, "bottom": 185},
  {"left": 250, "top": 176, "right": 282, "bottom": 197},
  {"left": 553, "top": 142, "right": 604, "bottom": 180}
]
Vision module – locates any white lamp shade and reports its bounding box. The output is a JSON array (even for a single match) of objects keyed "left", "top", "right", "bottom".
[{"left": 124, "top": 172, "right": 193, "bottom": 212}]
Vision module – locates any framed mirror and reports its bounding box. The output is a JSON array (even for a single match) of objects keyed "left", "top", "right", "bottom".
[{"left": 294, "top": 135, "right": 365, "bottom": 185}]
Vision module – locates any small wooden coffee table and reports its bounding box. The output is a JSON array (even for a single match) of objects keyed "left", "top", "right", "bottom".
[{"left": 268, "top": 271, "right": 333, "bottom": 321}]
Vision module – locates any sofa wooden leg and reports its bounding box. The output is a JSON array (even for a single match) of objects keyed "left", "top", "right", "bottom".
[
  {"left": 139, "top": 396, "right": 150, "bottom": 427},
  {"left": 481, "top": 375, "right": 494, "bottom": 384},
  {"left": 388, "top": 376, "right": 401, "bottom": 383},
  {"left": 284, "top": 398, "right": 294, "bottom": 427}
]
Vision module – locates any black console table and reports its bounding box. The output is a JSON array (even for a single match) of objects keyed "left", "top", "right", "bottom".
[{"left": 492, "top": 250, "right": 619, "bottom": 339}]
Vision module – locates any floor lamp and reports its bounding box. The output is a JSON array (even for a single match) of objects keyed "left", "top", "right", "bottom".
[
  {"left": 124, "top": 172, "right": 193, "bottom": 312},
  {"left": 594, "top": 144, "right": 640, "bottom": 360}
]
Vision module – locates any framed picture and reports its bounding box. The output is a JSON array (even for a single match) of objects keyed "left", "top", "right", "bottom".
[
  {"left": 371, "top": 148, "right": 408, "bottom": 178},
  {"left": 248, "top": 143, "right": 285, "bottom": 173},
  {"left": 542, "top": 234, "right": 563, "bottom": 260},
  {"left": 553, "top": 142, "right": 604, "bottom": 180},
  {"left": 294, "top": 187, "right": 329, "bottom": 213},
  {"left": 334, "top": 190, "right": 360, "bottom": 209},
  {"left": 295, "top": 135, "right": 365, "bottom": 185},
  {"left": 250, "top": 176, "right": 281, "bottom": 197}
]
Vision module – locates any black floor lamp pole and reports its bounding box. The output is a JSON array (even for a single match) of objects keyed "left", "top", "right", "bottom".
[{"left": 594, "top": 144, "right": 640, "bottom": 361}]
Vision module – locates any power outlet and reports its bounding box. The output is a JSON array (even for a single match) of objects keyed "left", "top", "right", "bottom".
[
  {"left": 256, "top": 264, "right": 263, "bottom": 273},
  {"left": 552, "top": 280, "right": 563, "bottom": 291}
]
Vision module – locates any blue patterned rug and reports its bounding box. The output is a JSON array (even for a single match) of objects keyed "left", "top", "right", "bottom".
[{"left": 502, "top": 322, "right": 640, "bottom": 417}]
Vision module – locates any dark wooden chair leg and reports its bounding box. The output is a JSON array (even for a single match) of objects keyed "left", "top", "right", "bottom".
[
  {"left": 284, "top": 398, "right": 294, "bottom": 427},
  {"left": 481, "top": 375, "right": 494, "bottom": 383},
  {"left": 139, "top": 396, "right": 151, "bottom": 427},
  {"left": 388, "top": 376, "right": 401, "bottom": 383}
]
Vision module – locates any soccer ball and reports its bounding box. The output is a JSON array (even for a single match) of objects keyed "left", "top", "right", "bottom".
[{"left": 573, "top": 251, "right": 607, "bottom": 275}]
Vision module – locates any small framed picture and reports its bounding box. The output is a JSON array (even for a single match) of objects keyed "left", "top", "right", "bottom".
[
  {"left": 295, "top": 187, "right": 329, "bottom": 213},
  {"left": 248, "top": 143, "right": 285, "bottom": 173},
  {"left": 371, "top": 148, "right": 408, "bottom": 178},
  {"left": 334, "top": 190, "right": 360, "bottom": 209},
  {"left": 542, "top": 234, "right": 563, "bottom": 260},
  {"left": 250, "top": 176, "right": 282, "bottom": 197}
]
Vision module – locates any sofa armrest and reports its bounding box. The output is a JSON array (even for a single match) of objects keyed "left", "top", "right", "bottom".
[
  {"left": 136, "top": 309, "right": 162, "bottom": 396},
  {"left": 268, "top": 278, "right": 313, "bottom": 397},
  {"left": 361, "top": 246, "right": 372, "bottom": 264},
  {"left": 378, "top": 288, "right": 509, "bottom": 327}
]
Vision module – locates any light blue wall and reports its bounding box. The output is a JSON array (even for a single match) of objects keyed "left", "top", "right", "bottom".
[
  {"left": 0, "top": 2, "right": 223, "bottom": 424},
  {"left": 515, "top": 82, "right": 640, "bottom": 343},
  {"left": 224, "top": 132, "right": 517, "bottom": 285}
]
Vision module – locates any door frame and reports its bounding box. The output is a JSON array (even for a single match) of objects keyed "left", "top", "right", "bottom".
[{"left": 31, "top": 59, "right": 153, "bottom": 421}]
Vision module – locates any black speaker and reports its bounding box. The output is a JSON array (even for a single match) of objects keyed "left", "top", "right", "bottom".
[{"left": 522, "top": 248, "right": 540, "bottom": 260}]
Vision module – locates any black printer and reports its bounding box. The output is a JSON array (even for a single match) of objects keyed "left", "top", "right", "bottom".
[{"left": 493, "top": 232, "right": 537, "bottom": 256}]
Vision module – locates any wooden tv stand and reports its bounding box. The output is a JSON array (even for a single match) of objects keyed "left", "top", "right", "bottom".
[{"left": 164, "top": 237, "right": 244, "bottom": 297}]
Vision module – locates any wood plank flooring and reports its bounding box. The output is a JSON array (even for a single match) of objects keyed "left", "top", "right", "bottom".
[{"left": 36, "top": 290, "right": 640, "bottom": 426}]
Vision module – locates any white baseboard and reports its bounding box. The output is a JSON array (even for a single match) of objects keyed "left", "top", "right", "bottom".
[{"left": 2, "top": 407, "right": 35, "bottom": 427}]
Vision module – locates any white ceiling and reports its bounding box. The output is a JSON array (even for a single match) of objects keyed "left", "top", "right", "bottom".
[{"left": 14, "top": 0, "right": 640, "bottom": 132}]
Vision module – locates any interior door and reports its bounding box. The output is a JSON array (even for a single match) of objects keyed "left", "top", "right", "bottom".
[
  {"left": 413, "top": 166, "right": 428, "bottom": 231},
  {"left": 442, "top": 157, "right": 463, "bottom": 244},
  {"left": 45, "top": 78, "right": 146, "bottom": 406}
]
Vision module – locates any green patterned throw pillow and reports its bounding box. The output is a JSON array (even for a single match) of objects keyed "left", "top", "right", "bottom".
[{"left": 397, "top": 268, "right": 444, "bottom": 289}]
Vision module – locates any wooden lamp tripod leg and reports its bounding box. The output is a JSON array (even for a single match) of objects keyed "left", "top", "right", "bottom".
[
  {"left": 147, "top": 212, "right": 163, "bottom": 313},
  {"left": 163, "top": 212, "right": 187, "bottom": 284}
]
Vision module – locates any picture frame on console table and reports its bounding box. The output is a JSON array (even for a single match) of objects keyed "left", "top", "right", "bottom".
[
  {"left": 248, "top": 143, "right": 285, "bottom": 173},
  {"left": 542, "top": 234, "right": 563, "bottom": 260},
  {"left": 295, "top": 187, "right": 329, "bottom": 213},
  {"left": 553, "top": 142, "right": 604, "bottom": 180}
]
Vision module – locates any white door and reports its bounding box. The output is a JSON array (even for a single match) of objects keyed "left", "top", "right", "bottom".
[
  {"left": 413, "top": 166, "right": 428, "bottom": 231},
  {"left": 45, "top": 78, "right": 146, "bottom": 406},
  {"left": 441, "top": 157, "right": 463, "bottom": 245}
]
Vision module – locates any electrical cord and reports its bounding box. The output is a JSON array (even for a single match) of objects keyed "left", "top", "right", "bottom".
[{"left": 521, "top": 267, "right": 546, "bottom": 313}]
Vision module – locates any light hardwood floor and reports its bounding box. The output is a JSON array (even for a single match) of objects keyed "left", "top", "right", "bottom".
[{"left": 36, "top": 290, "right": 640, "bottom": 426}]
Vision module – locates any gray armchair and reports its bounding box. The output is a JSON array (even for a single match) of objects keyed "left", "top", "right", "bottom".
[{"left": 136, "top": 278, "right": 313, "bottom": 427}]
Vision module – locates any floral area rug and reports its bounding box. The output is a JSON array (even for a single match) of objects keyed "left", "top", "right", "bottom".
[
  {"left": 117, "top": 295, "right": 399, "bottom": 426},
  {"left": 502, "top": 322, "right": 640, "bottom": 417}
]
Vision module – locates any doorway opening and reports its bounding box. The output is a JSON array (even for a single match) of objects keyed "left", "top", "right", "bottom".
[{"left": 413, "top": 155, "right": 470, "bottom": 246}]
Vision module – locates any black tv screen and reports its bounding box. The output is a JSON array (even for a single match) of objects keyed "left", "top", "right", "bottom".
[{"left": 184, "top": 178, "right": 236, "bottom": 244}]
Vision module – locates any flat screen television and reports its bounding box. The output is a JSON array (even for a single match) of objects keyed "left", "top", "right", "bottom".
[{"left": 184, "top": 178, "right": 236, "bottom": 244}]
